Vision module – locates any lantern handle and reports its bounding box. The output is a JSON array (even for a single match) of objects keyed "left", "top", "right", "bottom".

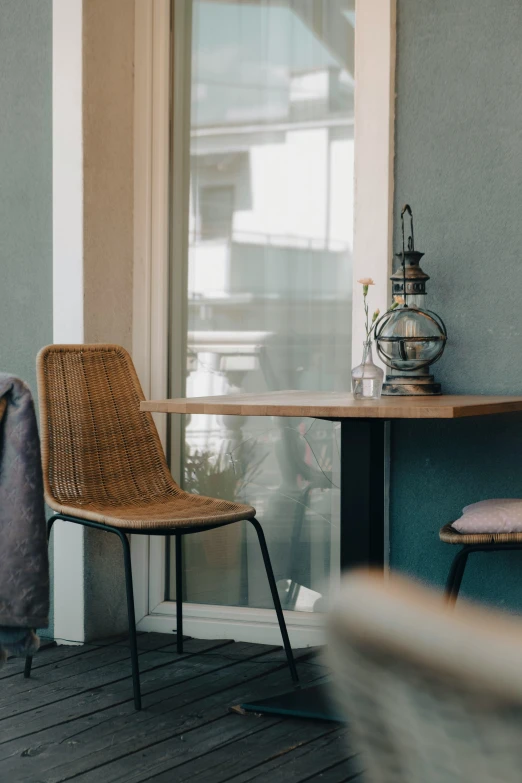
[
  {"left": 400, "top": 204, "right": 414, "bottom": 302},
  {"left": 401, "top": 204, "right": 414, "bottom": 252}
]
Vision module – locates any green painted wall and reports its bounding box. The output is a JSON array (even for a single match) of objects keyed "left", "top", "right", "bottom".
[
  {"left": 391, "top": 0, "right": 522, "bottom": 609},
  {"left": 0, "top": 0, "right": 53, "bottom": 627},
  {"left": 1, "top": 0, "right": 519, "bottom": 634}
]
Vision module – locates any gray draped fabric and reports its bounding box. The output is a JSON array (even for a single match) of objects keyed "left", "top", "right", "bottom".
[{"left": 0, "top": 375, "right": 49, "bottom": 628}]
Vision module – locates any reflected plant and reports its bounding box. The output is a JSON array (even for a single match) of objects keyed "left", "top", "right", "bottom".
[
  {"left": 184, "top": 442, "right": 266, "bottom": 501},
  {"left": 183, "top": 442, "right": 266, "bottom": 568},
  {"left": 309, "top": 442, "right": 333, "bottom": 483}
]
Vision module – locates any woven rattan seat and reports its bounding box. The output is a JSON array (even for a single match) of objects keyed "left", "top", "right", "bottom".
[
  {"left": 439, "top": 522, "right": 522, "bottom": 546},
  {"left": 37, "top": 344, "right": 255, "bottom": 530}
]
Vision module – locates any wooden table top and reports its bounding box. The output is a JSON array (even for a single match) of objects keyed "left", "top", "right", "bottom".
[{"left": 140, "top": 391, "right": 522, "bottom": 420}]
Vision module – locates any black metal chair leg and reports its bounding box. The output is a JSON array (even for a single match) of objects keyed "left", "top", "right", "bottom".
[
  {"left": 175, "top": 533, "right": 183, "bottom": 654},
  {"left": 24, "top": 515, "right": 60, "bottom": 680},
  {"left": 117, "top": 529, "right": 142, "bottom": 710},
  {"left": 25, "top": 514, "right": 142, "bottom": 708},
  {"left": 47, "top": 515, "right": 58, "bottom": 541},
  {"left": 23, "top": 655, "right": 33, "bottom": 678},
  {"left": 445, "top": 547, "right": 470, "bottom": 605},
  {"left": 249, "top": 518, "right": 299, "bottom": 683}
]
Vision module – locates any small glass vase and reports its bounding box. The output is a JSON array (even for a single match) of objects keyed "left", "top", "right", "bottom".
[{"left": 351, "top": 340, "right": 384, "bottom": 399}]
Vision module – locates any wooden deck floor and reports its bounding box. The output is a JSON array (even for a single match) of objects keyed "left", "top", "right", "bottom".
[{"left": 0, "top": 633, "right": 362, "bottom": 783}]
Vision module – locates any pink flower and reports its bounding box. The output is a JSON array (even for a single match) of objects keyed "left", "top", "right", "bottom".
[{"left": 357, "top": 278, "right": 375, "bottom": 286}]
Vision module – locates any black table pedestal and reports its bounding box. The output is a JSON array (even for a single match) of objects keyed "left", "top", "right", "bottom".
[{"left": 240, "top": 419, "right": 388, "bottom": 720}]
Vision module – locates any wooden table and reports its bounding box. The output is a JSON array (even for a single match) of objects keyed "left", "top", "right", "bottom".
[
  {"left": 142, "top": 391, "right": 522, "bottom": 718},
  {"left": 142, "top": 392, "right": 522, "bottom": 569},
  {"left": 141, "top": 391, "right": 522, "bottom": 419}
]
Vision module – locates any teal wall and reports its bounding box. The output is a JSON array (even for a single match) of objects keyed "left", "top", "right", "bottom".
[
  {"left": 0, "top": 0, "right": 52, "bottom": 396},
  {"left": 0, "top": 0, "right": 53, "bottom": 627},
  {"left": 391, "top": 0, "right": 522, "bottom": 609}
]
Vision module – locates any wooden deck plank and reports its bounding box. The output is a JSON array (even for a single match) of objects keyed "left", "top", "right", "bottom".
[
  {"left": 0, "top": 639, "right": 236, "bottom": 720},
  {"left": 0, "top": 642, "right": 280, "bottom": 756},
  {"left": 0, "top": 639, "right": 238, "bottom": 741},
  {"left": 214, "top": 728, "right": 356, "bottom": 782},
  {"left": 38, "top": 670, "right": 325, "bottom": 783},
  {"left": 137, "top": 718, "right": 338, "bottom": 783},
  {"left": 67, "top": 713, "right": 284, "bottom": 783},
  {"left": 1, "top": 637, "right": 234, "bottom": 698},
  {"left": 1, "top": 648, "right": 321, "bottom": 782},
  {"left": 303, "top": 761, "right": 365, "bottom": 782},
  {"left": 88, "top": 632, "right": 185, "bottom": 650},
  {"left": 300, "top": 761, "right": 364, "bottom": 783},
  {"left": 0, "top": 641, "right": 298, "bottom": 746},
  {"left": 101, "top": 714, "right": 332, "bottom": 783},
  {"left": 0, "top": 631, "right": 186, "bottom": 681},
  {"left": 1, "top": 637, "right": 356, "bottom": 783},
  {"left": 1, "top": 644, "right": 156, "bottom": 699},
  {"left": 0, "top": 642, "right": 97, "bottom": 680}
]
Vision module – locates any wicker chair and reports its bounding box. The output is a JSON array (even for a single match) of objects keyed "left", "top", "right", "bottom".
[
  {"left": 440, "top": 522, "right": 522, "bottom": 603},
  {"left": 328, "top": 571, "right": 522, "bottom": 783},
  {"left": 24, "top": 344, "right": 298, "bottom": 709}
]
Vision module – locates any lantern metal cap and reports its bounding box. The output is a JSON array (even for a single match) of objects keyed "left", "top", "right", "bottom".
[{"left": 391, "top": 253, "right": 428, "bottom": 282}]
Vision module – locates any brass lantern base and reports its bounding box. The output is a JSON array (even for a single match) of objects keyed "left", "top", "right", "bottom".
[{"left": 382, "top": 373, "right": 441, "bottom": 396}]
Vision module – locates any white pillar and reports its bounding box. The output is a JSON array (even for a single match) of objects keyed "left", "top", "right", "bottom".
[{"left": 51, "top": 0, "right": 135, "bottom": 643}]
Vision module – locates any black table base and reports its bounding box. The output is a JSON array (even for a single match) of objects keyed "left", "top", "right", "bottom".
[
  {"left": 240, "top": 681, "right": 344, "bottom": 722},
  {"left": 238, "top": 419, "right": 388, "bottom": 721}
]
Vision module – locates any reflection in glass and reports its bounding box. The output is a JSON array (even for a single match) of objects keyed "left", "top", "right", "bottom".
[{"left": 169, "top": 0, "right": 355, "bottom": 613}]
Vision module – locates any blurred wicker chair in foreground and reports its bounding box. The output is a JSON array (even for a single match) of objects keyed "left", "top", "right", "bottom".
[
  {"left": 328, "top": 571, "right": 522, "bottom": 783},
  {"left": 24, "top": 344, "right": 297, "bottom": 709}
]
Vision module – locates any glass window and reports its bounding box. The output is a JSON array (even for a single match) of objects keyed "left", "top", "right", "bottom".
[{"left": 169, "top": 0, "right": 355, "bottom": 614}]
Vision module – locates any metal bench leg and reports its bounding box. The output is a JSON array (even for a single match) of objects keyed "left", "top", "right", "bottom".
[{"left": 445, "top": 546, "right": 470, "bottom": 605}]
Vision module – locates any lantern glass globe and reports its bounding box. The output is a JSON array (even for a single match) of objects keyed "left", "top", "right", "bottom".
[{"left": 375, "top": 306, "right": 446, "bottom": 372}]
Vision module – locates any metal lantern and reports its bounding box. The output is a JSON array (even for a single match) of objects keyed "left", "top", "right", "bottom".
[{"left": 374, "top": 205, "right": 447, "bottom": 396}]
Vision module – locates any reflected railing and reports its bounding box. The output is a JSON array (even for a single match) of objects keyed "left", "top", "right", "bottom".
[
  {"left": 169, "top": 414, "right": 341, "bottom": 614},
  {"left": 189, "top": 228, "right": 350, "bottom": 253}
]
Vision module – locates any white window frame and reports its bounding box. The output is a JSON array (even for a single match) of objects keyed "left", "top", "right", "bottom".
[
  {"left": 52, "top": 0, "right": 85, "bottom": 644},
  {"left": 132, "top": 0, "right": 396, "bottom": 646}
]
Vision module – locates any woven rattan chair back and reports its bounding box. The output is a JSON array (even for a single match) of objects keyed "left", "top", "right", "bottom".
[
  {"left": 37, "top": 344, "right": 178, "bottom": 510},
  {"left": 328, "top": 572, "right": 522, "bottom": 783}
]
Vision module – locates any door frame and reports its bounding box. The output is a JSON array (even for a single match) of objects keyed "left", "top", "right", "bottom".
[{"left": 132, "top": 0, "right": 396, "bottom": 646}]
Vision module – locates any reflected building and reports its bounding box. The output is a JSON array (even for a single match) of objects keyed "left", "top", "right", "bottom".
[{"left": 170, "top": 0, "right": 355, "bottom": 615}]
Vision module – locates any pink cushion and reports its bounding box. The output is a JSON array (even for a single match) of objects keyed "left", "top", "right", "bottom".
[{"left": 453, "top": 499, "right": 522, "bottom": 534}]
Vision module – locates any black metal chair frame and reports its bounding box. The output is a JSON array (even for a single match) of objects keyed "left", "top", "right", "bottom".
[
  {"left": 445, "top": 541, "right": 522, "bottom": 604},
  {"left": 24, "top": 513, "right": 299, "bottom": 710}
]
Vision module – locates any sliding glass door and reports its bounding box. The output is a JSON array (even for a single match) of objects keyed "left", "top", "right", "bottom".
[{"left": 167, "top": 0, "right": 355, "bottom": 625}]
